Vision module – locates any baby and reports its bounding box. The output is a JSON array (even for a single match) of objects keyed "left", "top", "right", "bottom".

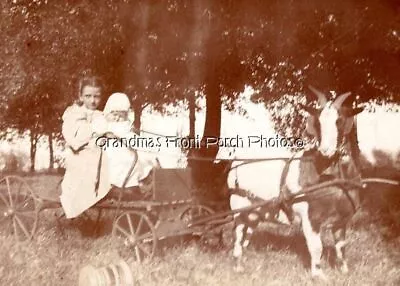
[{"left": 100, "top": 92, "right": 155, "bottom": 190}]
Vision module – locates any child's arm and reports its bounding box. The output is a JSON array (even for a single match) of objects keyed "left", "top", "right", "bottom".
[{"left": 62, "top": 106, "right": 93, "bottom": 152}]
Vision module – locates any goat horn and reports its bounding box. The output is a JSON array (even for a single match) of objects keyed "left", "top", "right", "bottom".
[
  {"left": 332, "top": 92, "right": 351, "bottom": 109},
  {"left": 308, "top": 85, "right": 327, "bottom": 107}
]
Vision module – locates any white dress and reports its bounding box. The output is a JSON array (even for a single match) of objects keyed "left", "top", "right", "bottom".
[
  {"left": 104, "top": 120, "right": 155, "bottom": 188},
  {"left": 60, "top": 104, "right": 111, "bottom": 218}
]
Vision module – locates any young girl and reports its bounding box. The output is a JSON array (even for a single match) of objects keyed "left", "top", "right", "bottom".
[
  {"left": 101, "top": 93, "right": 156, "bottom": 193},
  {"left": 60, "top": 75, "right": 111, "bottom": 219}
]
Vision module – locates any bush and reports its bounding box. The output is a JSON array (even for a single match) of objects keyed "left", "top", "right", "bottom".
[
  {"left": 359, "top": 149, "right": 400, "bottom": 238},
  {"left": 0, "top": 150, "right": 30, "bottom": 173}
]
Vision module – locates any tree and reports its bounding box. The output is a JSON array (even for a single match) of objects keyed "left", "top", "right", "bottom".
[
  {"left": 248, "top": 0, "right": 399, "bottom": 137},
  {"left": 1, "top": 0, "right": 397, "bottom": 185},
  {"left": 0, "top": 0, "right": 127, "bottom": 169}
]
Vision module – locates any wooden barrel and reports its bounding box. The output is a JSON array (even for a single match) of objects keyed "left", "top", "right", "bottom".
[{"left": 79, "top": 259, "right": 134, "bottom": 286}]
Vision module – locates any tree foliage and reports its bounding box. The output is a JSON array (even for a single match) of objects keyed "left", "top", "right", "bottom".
[
  {"left": 248, "top": 0, "right": 399, "bottom": 102},
  {"left": 0, "top": 0, "right": 398, "bottom": 172}
]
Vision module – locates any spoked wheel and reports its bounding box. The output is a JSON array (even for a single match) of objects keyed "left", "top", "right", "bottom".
[
  {"left": 112, "top": 210, "right": 157, "bottom": 263},
  {"left": 180, "top": 204, "right": 214, "bottom": 226},
  {"left": 0, "top": 175, "right": 39, "bottom": 241},
  {"left": 181, "top": 204, "right": 223, "bottom": 246}
]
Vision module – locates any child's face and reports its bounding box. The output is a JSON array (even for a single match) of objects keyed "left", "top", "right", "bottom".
[
  {"left": 80, "top": 85, "right": 101, "bottom": 110},
  {"left": 106, "top": 110, "right": 129, "bottom": 122}
]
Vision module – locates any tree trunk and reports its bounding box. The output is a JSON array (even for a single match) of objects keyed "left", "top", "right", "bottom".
[
  {"left": 30, "top": 131, "right": 38, "bottom": 172},
  {"left": 188, "top": 81, "right": 230, "bottom": 210},
  {"left": 186, "top": 0, "right": 228, "bottom": 210},
  {"left": 200, "top": 80, "right": 221, "bottom": 158},
  {"left": 48, "top": 132, "right": 54, "bottom": 170},
  {"left": 189, "top": 90, "right": 196, "bottom": 138},
  {"left": 133, "top": 105, "right": 142, "bottom": 132}
]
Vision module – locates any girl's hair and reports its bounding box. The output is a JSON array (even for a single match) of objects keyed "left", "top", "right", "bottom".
[{"left": 75, "top": 75, "right": 103, "bottom": 106}]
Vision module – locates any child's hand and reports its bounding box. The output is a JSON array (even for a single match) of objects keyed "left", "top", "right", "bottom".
[
  {"left": 91, "top": 115, "right": 108, "bottom": 136},
  {"left": 107, "top": 121, "right": 132, "bottom": 138},
  {"left": 105, "top": 113, "right": 115, "bottom": 122}
]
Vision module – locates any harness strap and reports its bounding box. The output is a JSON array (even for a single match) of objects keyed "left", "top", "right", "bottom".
[
  {"left": 94, "top": 149, "right": 103, "bottom": 197},
  {"left": 278, "top": 153, "right": 300, "bottom": 222},
  {"left": 122, "top": 149, "right": 139, "bottom": 189},
  {"left": 230, "top": 187, "right": 264, "bottom": 202},
  {"left": 337, "top": 158, "right": 359, "bottom": 212},
  {"left": 278, "top": 149, "right": 361, "bottom": 217}
]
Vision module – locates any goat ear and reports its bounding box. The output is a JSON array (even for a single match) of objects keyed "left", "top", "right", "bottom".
[
  {"left": 301, "top": 104, "right": 318, "bottom": 115},
  {"left": 342, "top": 107, "right": 364, "bottom": 117}
]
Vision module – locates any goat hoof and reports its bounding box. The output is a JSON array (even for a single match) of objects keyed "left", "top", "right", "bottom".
[
  {"left": 340, "top": 263, "right": 349, "bottom": 274},
  {"left": 311, "top": 270, "right": 328, "bottom": 282},
  {"left": 234, "top": 264, "right": 245, "bottom": 273}
]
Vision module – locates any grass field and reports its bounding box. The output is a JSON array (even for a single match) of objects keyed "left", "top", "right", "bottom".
[{"left": 1, "top": 174, "right": 399, "bottom": 286}]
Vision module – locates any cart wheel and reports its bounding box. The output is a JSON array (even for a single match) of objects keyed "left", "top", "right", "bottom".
[
  {"left": 112, "top": 210, "right": 157, "bottom": 263},
  {"left": 180, "top": 204, "right": 214, "bottom": 225},
  {"left": 0, "top": 175, "right": 39, "bottom": 241},
  {"left": 181, "top": 205, "right": 224, "bottom": 246}
]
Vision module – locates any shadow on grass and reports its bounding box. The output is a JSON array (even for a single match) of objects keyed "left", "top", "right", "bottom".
[{"left": 249, "top": 230, "right": 316, "bottom": 269}]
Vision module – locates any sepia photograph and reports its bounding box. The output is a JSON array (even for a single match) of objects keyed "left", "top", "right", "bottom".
[{"left": 0, "top": 0, "right": 399, "bottom": 285}]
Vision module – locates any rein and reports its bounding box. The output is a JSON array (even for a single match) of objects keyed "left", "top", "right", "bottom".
[
  {"left": 336, "top": 154, "right": 359, "bottom": 212},
  {"left": 131, "top": 127, "right": 311, "bottom": 164},
  {"left": 132, "top": 127, "right": 171, "bottom": 138}
]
